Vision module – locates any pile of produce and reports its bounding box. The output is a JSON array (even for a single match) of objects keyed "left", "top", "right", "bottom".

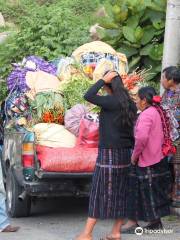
[{"left": 3, "top": 41, "right": 150, "bottom": 149}]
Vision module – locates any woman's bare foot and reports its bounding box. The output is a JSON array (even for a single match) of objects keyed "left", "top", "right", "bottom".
[
  {"left": 121, "top": 220, "right": 137, "bottom": 230},
  {"left": 75, "top": 232, "right": 92, "bottom": 240},
  {"left": 1, "top": 225, "right": 20, "bottom": 232},
  {"left": 100, "top": 233, "right": 121, "bottom": 240}
]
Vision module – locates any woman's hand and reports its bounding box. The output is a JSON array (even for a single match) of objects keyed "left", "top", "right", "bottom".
[
  {"left": 102, "top": 71, "right": 118, "bottom": 84},
  {"left": 131, "top": 156, "right": 138, "bottom": 165}
]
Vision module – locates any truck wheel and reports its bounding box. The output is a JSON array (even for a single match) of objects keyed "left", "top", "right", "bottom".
[{"left": 6, "top": 169, "right": 31, "bottom": 217}]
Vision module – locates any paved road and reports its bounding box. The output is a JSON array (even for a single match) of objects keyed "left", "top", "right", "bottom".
[{"left": 0, "top": 197, "right": 180, "bottom": 240}]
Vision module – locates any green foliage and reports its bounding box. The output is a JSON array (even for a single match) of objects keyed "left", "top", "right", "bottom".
[
  {"left": 0, "top": 0, "right": 38, "bottom": 24},
  {"left": 98, "top": 0, "right": 167, "bottom": 84},
  {"left": 61, "top": 75, "right": 94, "bottom": 110},
  {"left": 0, "top": 0, "right": 100, "bottom": 100}
]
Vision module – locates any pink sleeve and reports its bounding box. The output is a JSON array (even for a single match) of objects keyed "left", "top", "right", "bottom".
[{"left": 132, "top": 111, "right": 153, "bottom": 160}]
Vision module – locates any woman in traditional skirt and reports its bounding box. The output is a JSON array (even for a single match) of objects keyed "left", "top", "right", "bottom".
[
  {"left": 125, "top": 87, "right": 173, "bottom": 231},
  {"left": 75, "top": 71, "right": 137, "bottom": 240},
  {"left": 161, "top": 66, "right": 180, "bottom": 207}
]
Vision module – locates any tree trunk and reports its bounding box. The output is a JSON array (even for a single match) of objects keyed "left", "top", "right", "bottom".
[{"left": 161, "top": 0, "right": 180, "bottom": 94}]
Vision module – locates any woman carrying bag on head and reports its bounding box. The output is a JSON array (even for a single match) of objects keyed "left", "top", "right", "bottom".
[{"left": 75, "top": 71, "right": 137, "bottom": 240}]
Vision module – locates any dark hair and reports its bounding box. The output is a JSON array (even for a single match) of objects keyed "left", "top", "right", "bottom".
[
  {"left": 138, "top": 86, "right": 157, "bottom": 105},
  {"left": 163, "top": 66, "right": 180, "bottom": 84},
  {"left": 108, "top": 74, "right": 137, "bottom": 128}
]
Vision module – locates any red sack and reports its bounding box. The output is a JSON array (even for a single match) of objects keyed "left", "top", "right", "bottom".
[
  {"left": 76, "top": 115, "right": 99, "bottom": 148},
  {"left": 36, "top": 145, "right": 97, "bottom": 172}
]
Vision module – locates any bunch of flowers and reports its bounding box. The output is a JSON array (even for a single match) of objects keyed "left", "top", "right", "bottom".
[{"left": 122, "top": 68, "right": 151, "bottom": 91}]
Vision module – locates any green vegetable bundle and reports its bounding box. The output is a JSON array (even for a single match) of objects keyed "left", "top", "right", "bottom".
[
  {"left": 29, "top": 91, "right": 64, "bottom": 122},
  {"left": 61, "top": 75, "right": 93, "bottom": 109},
  {"left": 61, "top": 74, "right": 101, "bottom": 113}
]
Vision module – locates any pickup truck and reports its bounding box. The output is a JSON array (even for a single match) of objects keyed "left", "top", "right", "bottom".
[{"left": 1, "top": 129, "right": 96, "bottom": 217}]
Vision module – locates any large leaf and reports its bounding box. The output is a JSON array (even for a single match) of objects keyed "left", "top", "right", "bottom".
[
  {"left": 142, "top": 57, "right": 160, "bottom": 79},
  {"left": 112, "top": 4, "right": 129, "bottom": 23},
  {"left": 106, "top": 29, "right": 123, "bottom": 38},
  {"left": 97, "top": 29, "right": 122, "bottom": 41},
  {"left": 152, "top": 19, "right": 165, "bottom": 30},
  {"left": 118, "top": 45, "right": 138, "bottom": 57},
  {"left": 153, "top": 0, "right": 167, "bottom": 11},
  {"left": 127, "top": 0, "right": 139, "bottom": 7},
  {"left": 134, "top": 26, "right": 144, "bottom": 41},
  {"left": 143, "top": 0, "right": 153, "bottom": 7},
  {"left": 140, "top": 44, "right": 153, "bottom": 56},
  {"left": 146, "top": 9, "right": 165, "bottom": 22},
  {"left": 112, "top": 5, "right": 121, "bottom": 15},
  {"left": 154, "top": 29, "right": 164, "bottom": 36},
  {"left": 149, "top": 43, "right": 164, "bottom": 61},
  {"left": 148, "top": 1, "right": 166, "bottom": 12},
  {"left": 99, "top": 17, "right": 119, "bottom": 29},
  {"left": 141, "top": 26, "right": 155, "bottom": 45},
  {"left": 122, "top": 26, "right": 136, "bottom": 43},
  {"left": 127, "top": 0, "right": 146, "bottom": 9},
  {"left": 128, "top": 55, "right": 141, "bottom": 69},
  {"left": 154, "top": 65, "right": 162, "bottom": 72},
  {"left": 106, "top": 38, "right": 120, "bottom": 46},
  {"left": 126, "top": 15, "right": 140, "bottom": 28},
  {"left": 103, "top": 2, "right": 115, "bottom": 19},
  {"left": 127, "top": 0, "right": 147, "bottom": 13},
  {"left": 123, "top": 40, "right": 141, "bottom": 48},
  {"left": 142, "top": 56, "right": 159, "bottom": 69}
]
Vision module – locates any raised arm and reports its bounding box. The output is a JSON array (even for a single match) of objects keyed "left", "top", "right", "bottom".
[{"left": 84, "top": 71, "right": 119, "bottom": 110}]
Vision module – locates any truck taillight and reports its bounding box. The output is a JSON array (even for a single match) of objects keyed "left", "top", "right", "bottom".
[{"left": 22, "top": 143, "right": 34, "bottom": 167}]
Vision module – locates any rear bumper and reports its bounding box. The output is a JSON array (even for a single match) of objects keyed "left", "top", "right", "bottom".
[
  {"left": 13, "top": 167, "right": 93, "bottom": 197},
  {"left": 36, "top": 171, "right": 93, "bottom": 179},
  {"left": 24, "top": 179, "right": 92, "bottom": 197},
  {"left": 23, "top": 171, "right": 93, "bottom": 197}
]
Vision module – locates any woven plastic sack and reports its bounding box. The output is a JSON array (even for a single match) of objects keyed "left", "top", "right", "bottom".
[
  {"left": 33, "top": 123, "right": 76, "bottom": 148},
  {"left": 76, "top": 115, "right": 99, "bottom": 148},
  {"left": 93, "top": 59, "right": 114, "bottom": 81},
  {"left": 72, "top": 41, "right": 128, "bottom": 75},
  {"left": 64, "top": 104, "right": 87, "bottom": 137},
  {"left": 36, "top": 145, "right": 97, "bottom": 172},
  {"left": 26, "top": 71, "right": 61, "bottom": 95}
]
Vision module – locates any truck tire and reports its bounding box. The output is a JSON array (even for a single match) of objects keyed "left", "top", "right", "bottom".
[{"left": 6, "top": 168, "right": 31, "bottom": 217}]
